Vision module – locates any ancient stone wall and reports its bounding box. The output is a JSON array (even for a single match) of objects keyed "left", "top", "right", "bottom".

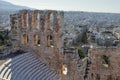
[
  {"left": 62, "top": 48, "right": 81, "bottom": 80},
  {"left": 10, "top": 9, "right": 120, "bottom": 80},
  {"left": 87, "top": 47, "right": 120, "bottom": 80},
  {"left": 10, "top": 10, "right": 64, "bottom": 51},
  {"left": 10, "top": 10, "right": 82, "bottom": 80}
]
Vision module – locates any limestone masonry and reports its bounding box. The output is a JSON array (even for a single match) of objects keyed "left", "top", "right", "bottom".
[{"left": 10, "top": 10, "right": 120, "bottom": 80}]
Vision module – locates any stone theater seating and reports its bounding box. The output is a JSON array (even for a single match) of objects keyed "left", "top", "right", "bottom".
[{"left": 0, "top": 53, "right": 60, "bottom": 80}]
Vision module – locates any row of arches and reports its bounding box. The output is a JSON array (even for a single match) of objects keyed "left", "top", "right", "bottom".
[
  {"left": 22, "top": 34, "right": 54, "bottom": 47},
  {"left": 21, "top": 11, "right": 54, "bottom": 30},
  {"left": 22, "top": 34, "right": 41, "bottom": 46}
]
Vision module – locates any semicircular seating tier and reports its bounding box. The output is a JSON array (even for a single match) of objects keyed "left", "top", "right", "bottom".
[{"left": 0, "top": 53, "right": 60, "bottom": 80}]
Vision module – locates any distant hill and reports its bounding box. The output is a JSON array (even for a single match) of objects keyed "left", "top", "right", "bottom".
[
  {"left": 0, "top": 0, "right": 31, "bottom": 29},
  {"left": 0, "top": 0, "right": 30, "bottom": 15}
]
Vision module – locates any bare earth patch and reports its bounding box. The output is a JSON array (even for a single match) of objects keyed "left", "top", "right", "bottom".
[{"left": 0, "top": 58, "right": 9, "bottom": 66}]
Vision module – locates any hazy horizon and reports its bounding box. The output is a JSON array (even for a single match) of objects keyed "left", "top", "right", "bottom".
[{"left": 2, "top": 0, "right": 120, "bottom": 13}]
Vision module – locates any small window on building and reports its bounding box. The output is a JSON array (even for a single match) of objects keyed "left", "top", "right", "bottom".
[
  {"left": 50, "top": 35, "right": 54, "bottom": 47},
  {"left": 37, "top": 36, "right": 41, "bottom": 46},
  {"left": 101, "top": 55, "right": 110, "bottom": 67}
]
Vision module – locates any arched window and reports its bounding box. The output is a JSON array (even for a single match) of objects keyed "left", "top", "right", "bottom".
[
  {"left": 22, "top": 34, "right": 28, "bottom": 45},
  {"left": 37, "top": 36, "right": 41, "bottom": 46},
  {"left": 46, "top": 13, "right": 54, "bottom": 30},
  {"left": 50, "top": 35, "right": 54, "bottom": 47},
  {"left": 47, "top": 35, "right": 54, "bottom": 47},
  {"left": 37, "top": 13, "right": 40, "bottom": 29},
  {"left": 50, "top": 13, "right": 54, "bottom": 30}
]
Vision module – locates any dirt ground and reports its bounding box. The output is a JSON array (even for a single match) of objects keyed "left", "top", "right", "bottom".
[{"left": 0, "top": 58, "right": 9, "bottom": 66}]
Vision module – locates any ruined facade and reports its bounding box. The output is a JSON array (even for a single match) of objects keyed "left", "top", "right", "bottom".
[
  {"left": 10, "top": 10, "right": 120, "bottom": 80},
  {"left": 10, "top": 10, "right": 80, "bottom": 80},
  {"left": 86, "top": 47, "right": 120, "bottom": 80}
]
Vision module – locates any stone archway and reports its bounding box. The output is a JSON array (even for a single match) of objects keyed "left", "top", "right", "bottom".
[
  {"left": 46, "top": 11, "right": 54, "bottom": 30},
  {"left": 47, "top": 34, "right": 54, "bottom": 47}
]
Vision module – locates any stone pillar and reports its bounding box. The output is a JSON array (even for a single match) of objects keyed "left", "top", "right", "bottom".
[
  {"left": 47, "top": 35, "right": 50, "bottom": 46},
  {"left": 21, "top": 10, "right": 28, "bottom": 28},
  {"left": 32, "top": 10, "right": 38, "bottom": 28},
  {"left": 33, "top": 35, "right": 38, "bottom": 45},
  {"left": 22, "top": 34, "right": 27, "bottom": 45},
  {"left": 53, "top": 12, "right": 60, "bottom": 48},
  {"left": 52, "top": 11, "right": 64, "bottom": 53}
]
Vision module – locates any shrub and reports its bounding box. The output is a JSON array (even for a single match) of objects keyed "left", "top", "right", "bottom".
[
  {"left": 77, "top": 47, "right": 85, "bottom": 59},
  {"left": 102, "top": 55, "right": 109, "bottom": 65}
]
